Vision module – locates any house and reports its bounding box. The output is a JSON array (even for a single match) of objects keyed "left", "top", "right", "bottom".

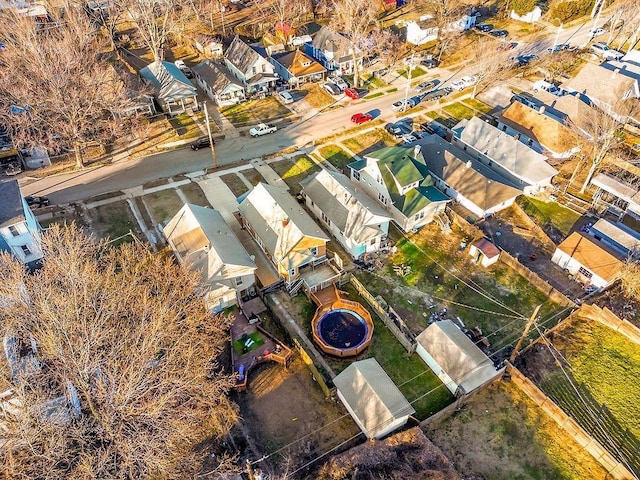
[
  {"left": 333, "top": 358, "right": 415, "bottom": 440},
  {"left": 586, "top": 218, "right": 640, "bottom": 259},
  {"left": 415, "top": 320, "right": 503, "bottom": 396},
  {"left": 304, "top": 26, "right": 362, "bottom": 75},
  {"left": 452, "top": 116, "right": 558, "bottom": 194},
  {"left": 139, "top": 61, "right": 197, "bottom": 115},
  {"left": 193, "top": 34, "right": 223, "bottom": 57},
  {"left": 406, "top": 12, "right": 476, "bottom": 45},
  {"left": 224, "top": 36, "right": 278, "bottom": 94},
  {"left": 238, "top": 183, "right": 330, "bottom": 283},
  {"left": 109, "top": 64, "right": 156, "bottom": 118},
  {"left": 468, "top": 238, "right": 500, "bottom": 267},
  {"left": 193, "top": 60, "right": 245, "bottom": 107},
  {"left": 300, "top": 169, "right": 392, "bottom": 259},
  {"left": 563, "top": 62, "right": 640, "bottom": 123},
  {"left": 348, "top": 146, "right": 450, "bottom": 232},
  {"left": 0, "top": 179, "right": 43, "bottom": 270},
  {"left": 269, "top": 49, "right": 326, "bottom": 86},
  {"left": 495, "top": 101, "right": 581, "bottom": 159},
  {"left": 416, "top": 135, "right": 522, "bottom": 219},
  {"left": 163, "top": 204, "right": 257, "bottom": 313},
  {"left": 591, "top": 172, "right": 640, "bottom": 219},
  {"left": 551, "top": 231, "right": 623, "bottom": 289},
  {"left": 510, "top": 5, "right": 542, "bottom": 23}
]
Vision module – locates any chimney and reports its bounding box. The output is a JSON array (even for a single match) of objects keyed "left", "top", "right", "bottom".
[
  {"left": 466, "top": 160, "right": 472, "bottom": 169},
  {"left": 282, "top": 217, "right": 289, "bottom": 228},
  {"left": 538, "top": 105, "right": 546, "bottom": 115}
]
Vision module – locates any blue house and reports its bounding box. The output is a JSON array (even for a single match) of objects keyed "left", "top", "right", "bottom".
[{"left": 0, "top": 180, "right": 43, "bottom": 269}]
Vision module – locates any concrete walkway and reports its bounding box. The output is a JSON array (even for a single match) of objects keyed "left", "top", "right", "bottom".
[{"left": 250, "top": 158, "right": 290, "bottom": 190}]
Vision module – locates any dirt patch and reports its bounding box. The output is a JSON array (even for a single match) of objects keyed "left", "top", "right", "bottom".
[
  {"left": 424, "top": 380, "right": 610, "bottom": 480},
  {"left": 180, "top": 182, "right": 210, "bottom": 207},
  {"left": 85, "top": 200, "right": 139, "bottom": 243},
  {"left": 142, "top": 189, "right": 183, "bottom": 225},
  {"left": 235, "top": 356, "right": 359, "bottom": 477}
]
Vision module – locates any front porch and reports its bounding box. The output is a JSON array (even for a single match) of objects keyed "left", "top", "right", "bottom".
[{"left": 286, "top": 255, "right": 344, "bottom": 295}]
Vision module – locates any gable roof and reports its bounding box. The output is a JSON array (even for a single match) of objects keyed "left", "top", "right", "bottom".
[
  {"left": 333, "top": 358, "right": 415, "bottom": 439},
  {"left": 139, "top": 61, "right": 196, "bottom": 102},
  {"left": 590, "top": 218, "right": 640, "bottom": 256},
  {"left": 311, "top": 26, "right": 354, "bottom": 62},
  {"left": 416, "top": 320, "right": 500, "bottom": 394},
  {"left": 225, "top": 36, "right": 265, "bottom": 74},
  {"left": 238, "top": 183, "right": 329, "bottom": 262},
  {"left": 0, "top": 180, "right": 25, "bottom": 228},
  {"left": 417, "top": 136, "right": 521, "bottom": 210},
  {"left": 592, "top": 173, "right": 640, "bottom": 204},
  {"left": 457, "top": 117, "right": 558, "bottom": 184},
  {"left": 564, "top": 62, "right": 639, "bottom": 107},
  {"left": 472, "top": 238, "right": 500, "bottom": 258},
  {"left": 271, "top": 49, "right": 326, "bottom": 77},
  {"left": 498, "top": 102, "right": 580, "bottom": 155},
  {"left": 300, "top": 169, "right": 391, "bottom": 242},
  {"left": 163, "top": 204, "right": 255, "bottom": 282},
  {"left": 362, "top": 146, "right": 450, "bottom": 217},
  {"left": 556, "top": 232, "right": 623, "bottom": 282},
  {"left": 193, "top": 59, "right": 243, "bottom": 94}
]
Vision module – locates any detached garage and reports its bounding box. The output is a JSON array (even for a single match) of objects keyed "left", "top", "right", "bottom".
[
  {"left": 416, "top": 320, "right": 503, "bottom": 396},
  {"left": 333, "top": 358, "right": 415, "bottom": 440}
]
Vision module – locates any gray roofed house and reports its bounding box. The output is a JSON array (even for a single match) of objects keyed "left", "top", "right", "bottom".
[
  {"left": 163, "top": 204, "right": 256, "bottom": 312},
  {"left": 588, "top": 218, "right": 640, "bottom": 259},
  {"left": 452, "top": 117, "right": 558, "bottom": 193},
  {"left": 0, "top": 179, "right": 43, "bottom": 269},
  {"left": 333, "top": 358, "right": 415, "bottom": 439},
  {"left": 139, "top": 60, "right": 198, "bottom": 115},
  {"left": 304, "top": 26, "right": 361, "bottom": 75},
  {"left": 416, "top": 320, "right": 503, "bottom": 396},
  {"left": 238, "top": 183, "right": 330, "bottom": 282},
  {"left": 193, "top": 59, "right": 245, "bottom": 107},
  {"left": 591, "top": 173, "right": 640, "bottom": 219},
  {"left": 300, "top": 169, "right": 392, "bottom": 259},
  {"left": 417, "top": 135, "right": 521, "bottom": 219},
  {"left": 224, "top": 36, "right": 278, "bottom": 94}
]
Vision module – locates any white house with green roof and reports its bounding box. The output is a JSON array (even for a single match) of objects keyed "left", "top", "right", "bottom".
[
  {"left": 348, "top": 146, "right": 450, "bottom": 232},
  {"left": 300, "top": 169, "right": 392, "bottom": 259}
]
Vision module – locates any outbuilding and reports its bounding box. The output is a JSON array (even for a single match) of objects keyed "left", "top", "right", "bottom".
[{"left": 469, "top": 238, "right": 500, "bottom": 267}]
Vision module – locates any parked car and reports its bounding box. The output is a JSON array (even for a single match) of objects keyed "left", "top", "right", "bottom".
[
  {"left": 249, "top": 123, "right": 278, "bottom": 137},
  {"left": 190, "top": 137, "right": 213, "bottom": 150},
  {"left": 331, "top": 76, "right": 349, "bottom": 91},
  {"left": 513, "top": 54, "right": 538, "bottom": 67},
  {"left": 5, "top": 162, "right": 21, "bottom": 176},
  {"left": 385, "top": 121, "right": 413, "bottom": 138},
  {"left": 450, "top": 76, "right": 477, "bottom": 91},
  {"left": 174, "top": 59, "right": 193, "bottom": 79},
  {"left": 489, "top": 29, "right": 508, "bottom": 38},
  {"left": 391, "top": 98, "right": 418, "bottom": 112},
  {"left": 351, "top": 113, "right": 373, "bottom": 124},
  {"left": 278, "top": 91, "right": 294, "bottom": 104},
  {"left": 532, "top": 80, "right": 565, "bottom": 96},
  {"left": 589, "top": 42, "right": 624, "bottom": 60},
  {"left": 323, "top": 82, "right": 342, "bottom": 95},
  {"left": 344, "top": 88, "right": 360, "bottom": 99},
  {"left": 511, "top": 93, "right": 539, "bottom": 109},
  {"left": 423, "top": 87, "right": 452, "bottom": 101},
  {"left": 25, "top": 195, "right": 50, "bottom": 207},
  {"left": 589, "top": 27, "right": 607, "bottom": 37},
  {"left": 475, "top": 23, "right": 493, "bottom": 32},
  {"left": 421, "top": 57, "right": 440, "bottom": 69},
  {"left": 415, "top": 79, "right": 439, "bottom": 92},
  {"left": 547, "top": 43, "right": 572, "bottom": 53},
  {"left": 419, "top": 122, "right": 448, "bottom": 139},
  {"left": 498, "top": 41, "right": 518, "bottom": 51},
  {"left": 401, "top": 133, "right": 418, "bottom": 144}
]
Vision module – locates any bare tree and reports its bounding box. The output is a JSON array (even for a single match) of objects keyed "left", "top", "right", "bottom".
[
  {"left": 416, "top": 0, "right": 467, "bottom": 61},
  {"left": 0, "top": 5, "right": 131, "bottom": 169},
  {"left": 367, "top": 28, "right": 406, "bottom": 72},
  {"left": 469, "top": 38, "right": 513, "bottom": 98},
  {"left": 256, "top": 0, "right": 313, "bottom": 44},
  {"left": 0, "top": 225, "right": 239, "bottom": 479},
  {"left": 330, "top": 0, "right": 381, "bottom": 88},
  {"left": 619, "top": 258, "right": 640, "bottom": 300},
  {"left": 538, "top": 50, "right": 581, "bottom": 84}
]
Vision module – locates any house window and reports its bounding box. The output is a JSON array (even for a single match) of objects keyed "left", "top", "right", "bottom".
[
  {"left": 370, "top": 238, "right": 376, "bottom": 245},
  {"left": 9, "top": 226, "right": 19, "bottom": 237},
  {"left": 252, "top": 66, "right": 256, "bottom": 74},
  {"left": 321, "top": 212, "right": 330, "bottom": 224},
  {"left": 311, "top": 246, "right": 318, "bottom": 256},
  {"left": 578, "top": 267, "right": 593, "bottom": 279},
  {"left": 378, "top": 193, "right": 386, "bottom": 205},
  {"left": 289, "top": 268, "right": 296, "bottom": 277},
  {"left": 353, "top": 170, "right": 361, "bottom": 181},
  {"left": 502, "top": 125, "right": 507, "bottom": 132},
  {"left": 20, "top": 245, "right": 31, "bottom": 256},
  {"left": 414, "top": 211, "right": 425, "bottom": 221},
  {"left": 235, "top": 277, "right": 243, "bottom": 287}
]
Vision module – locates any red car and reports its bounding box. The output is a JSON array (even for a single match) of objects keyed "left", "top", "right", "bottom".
[
  {"left": 344, "top": 88, "right": 360, "bottom": 99},
  {"left": 351, "top": 113, "right": 373, "bottom": 124}
]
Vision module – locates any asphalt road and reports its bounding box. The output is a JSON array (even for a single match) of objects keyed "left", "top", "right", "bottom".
[{"left": 20, "top": 13, "right": 609, "bottom": 204}]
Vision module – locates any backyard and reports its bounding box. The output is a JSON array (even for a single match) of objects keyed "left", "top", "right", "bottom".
[
  {"left": 220, "top": 97, "right": 292, "bottom": 127},
  {"left": 270, "top": 155, "right": 321, "bottom": 195}
]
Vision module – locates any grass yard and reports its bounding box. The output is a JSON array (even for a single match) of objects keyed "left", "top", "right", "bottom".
[
  {"left": 220, "top": 173, "right": 249, "bottom": 198},
  {"left": 398, "top": 66, "right": 427, "bottom": 78},
  {"left": 517, "top": 196, "right": 581, "bottom": 236},
  {"left": 317, "top": 144, "right": 353, "bottom": 171},
  {"left": 242, "top": 168, "right": 266, "bottom": 186},
  {"left": 270, "top": 155, "right": 321, "bottom": 194},
  {"left": 462, "top": 97, "right": 493, "bottom": 114},
  {"left": 143, "top": 189, "right": 184, "bottom": 225},
  {"left": 442, "top": 102, "right": 476, "bottom": 120},
  {"left": 168, "top": 113, "right": 202, "bottom": 139},
  {"left": 180, "top": 182, "right": 210, "bottom": 206},
  {"left": 302, "top": 83, "right": 336, "bottom": 109},
  {"left": 88, "top": 201, "right": 137, "bottom": 243},
  {"left": 220, "top": 97, "right": 291, "bottom": 127},
  {"left": 231, "top": 331, "right": 265, "bottom": 356},
  {"left": 340, "top": 128, "right": 396, "bottom": 155},
  {"left": 425, "top": 380, "right": 610, "bottom": 480}
]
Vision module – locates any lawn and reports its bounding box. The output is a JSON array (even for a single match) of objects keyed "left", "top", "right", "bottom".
[
  {"left": 340, "top": 128, "right": 396, "bottom": 156},
  {"left": 398, "top": 66, "right": 427, "bottom": 78},
  {"left": 242, "top": 168, "right": 266, "bottom": 186},
  {"left": 180, "top": 182, "right": 210, "bottom": 207},
  {"left": 220, "top": 173, "right": 249, "bottom": 198},
  {"left": 143, "top": 189, "right": 184, "bottom": 225},
  {"left": 220, "top": 97, "right": 291, "bottom": 127},
  {"left": 301, "top": 83, "right": 336, "bottom": 109},
  {"left": 168, "top": 112, "right": 203, "bottom": 139},
  {"left": 518, "top": 196, "right": 581, "bottom": 235},
  {"left": 88, "top": 201, "right": 137, "bottom": 243},
  {"left": 462, "top": 97, "right": 493, "bottom": 114},
  {"left": 425, "top": 380, "right": 610, "bottom": 480},
  {"left": 317, "top": 144, "right": 353, "bottom": 172},
  {"left": 231, "top": 331, "right": 265, "bottom": 356},
  {"left": 442, "top": 102, "right": 476, "bottom": 120},
  {"left": 270, "top": 155, "right": 321, "bottom": 194}
]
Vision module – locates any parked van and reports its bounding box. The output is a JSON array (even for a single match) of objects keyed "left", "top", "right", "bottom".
[{"left": 532, "top": 80, "right": 564, "bottom": 97}]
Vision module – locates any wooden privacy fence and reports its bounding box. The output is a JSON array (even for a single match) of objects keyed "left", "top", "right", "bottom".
[
  {"left": 349, "top": 275, "right": 416, "bottom": 353},
  {"left": 293, "top": 338, "right": 332, "bottom": 398},
  {"left": 575, "top": 304, "right": 640, "bottom": 346}
]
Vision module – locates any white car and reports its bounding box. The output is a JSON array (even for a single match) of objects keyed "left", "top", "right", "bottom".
[
  {"left": 590, "top": 42, "right": 624, "bottom": 60},
  {"left": 532, "top": 80, "right": 565, "bottom": 97},
  {"left": 589, "top": 27, "right": 607, "bottom": 37},
  {"left": 174, "top": 59, "right": 193, "bottom": 78},
  {"left": 450, "top": 76, "right": 477, "bottom": 91},
  {"left": 330, "top": 76, "right": 348, "bottom": 91},
  {"left": 249, "top": 123, "right": 278, "bottom": 137},
  {"left": 278, "top": 91, "right": 294, "bottom": 104},
  {"left": 401, "top": 134, "right": 418, "bottom": 144}
]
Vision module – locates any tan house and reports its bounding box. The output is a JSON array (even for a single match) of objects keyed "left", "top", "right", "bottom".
[
  {"left": 269, "top": 49, "right": 326, "bottom": 86},
  {"left": 238, "top": 183, "right": 330, "bottom": 283}
]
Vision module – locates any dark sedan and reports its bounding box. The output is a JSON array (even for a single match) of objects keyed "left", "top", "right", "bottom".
[
  {"left": 475, "top": 23, "right": 493, "bottom": 32},
  {"left": 190, "top": 137, "right": 213, "bottom": 150},
  {"left": 490, "top": 29, "right": 508, "bottom": 38},
  {"left": 385, "top": 121, "right": 413, "bottom": 138}
]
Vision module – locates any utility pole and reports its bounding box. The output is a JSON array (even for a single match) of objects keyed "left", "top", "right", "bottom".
[
  {"left": 509, "top": 304, "right": 542, "bottom": 363},
  {"left": 246, "top": 459, "right": 255, "bottom": 480},
  {"left": 402, "top": 53, "right": 415, "bottom": 113},
  {"left": 552, "top": 21, "right": 563, "bottom": 51},
  {"left": 203, "top": 101, "right": 217, "bottom": 169}
]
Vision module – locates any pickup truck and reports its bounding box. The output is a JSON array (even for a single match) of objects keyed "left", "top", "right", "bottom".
[{"left": 249, "top": 123, "right": 277, "bottom": 137}]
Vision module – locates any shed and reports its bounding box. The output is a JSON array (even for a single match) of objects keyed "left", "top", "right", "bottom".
[
  {"left": 415, "top": 320, "right": 503, "bottom": 396},
  {"left": 333, "top": 358, "right": 415, "bottom": 439},
  {"left": 469, "top": 238, "right": 500, "bottom": 267}
]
